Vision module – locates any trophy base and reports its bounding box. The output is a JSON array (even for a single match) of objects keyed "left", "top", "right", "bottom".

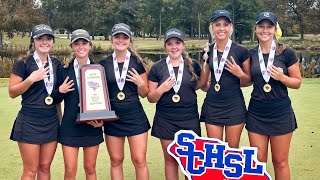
[{"left": 76, "top": 111, "right": 119, "bottom": 124}]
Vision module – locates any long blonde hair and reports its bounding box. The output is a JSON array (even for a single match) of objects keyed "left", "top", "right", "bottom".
[{"left": 182, "top": 51, "right": 198, "bottom": 81}]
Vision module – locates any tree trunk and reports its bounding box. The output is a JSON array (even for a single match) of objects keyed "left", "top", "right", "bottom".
[
  {"left": 198, "top": 12, "right": 201, "bottom": 39},
  {"left": 299, "top": 15, "right": 304, "bottom": 40}
]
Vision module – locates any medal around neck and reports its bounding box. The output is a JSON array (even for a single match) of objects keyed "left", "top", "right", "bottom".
[
  {"left": 258, "top": 40, "right": 276, "bottom": 93},
  {"left": 117, "top": 91, "right": 125, "bottom": 101},
  {"left": 212, "top": 39, "right": 232, "bottom": 93},
  {"left": 172, "top": 94, "right": 180, "bottom": 103},
  {"left": 263, "top": 83, "right": 272, "bottom": 93},
  {"left": 214, "top": 83, "right": 221, "bottom": 92},
  {"left": 45, "top": 95, "right": 53, "bottom": 105}
]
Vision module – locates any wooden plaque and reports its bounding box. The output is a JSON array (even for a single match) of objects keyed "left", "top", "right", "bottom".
[{"left": 76, "top": 64, "right": 118, "bottom": 123}]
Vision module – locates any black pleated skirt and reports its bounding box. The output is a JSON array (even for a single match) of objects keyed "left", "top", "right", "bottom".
[
  {"left": 246, "top": 97, "right": 297, "bottom": 135},
  {"left": 151, "top": 105, "right": 201, "bottom": 140},
  {"left": 58, "top": 135, "right": 104, "bottom": 147},
  {"left": 104, "top": 102, "right": 150, "bottom": 137},
  {"left": 10, "top": 106, "right": 59, "bottom": 144},
  {"left": 200, "top": 94, "right": 247, "bottom": 126}
]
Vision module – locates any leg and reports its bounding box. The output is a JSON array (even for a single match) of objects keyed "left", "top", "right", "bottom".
[
  {"left": 18, "top": 142, "right": 40, "bottom": 180},
  {"left": 62, "top": 145, "right": 79, "bottom": 180},
  {"left": 37, "top": 141, "right": 57, "bottom": 180},
  {"left": 205, "top": 123, "right": 223, "bottom": 140},
  {"left": 83, "top": 145, "right": 100, "bottom": 180},
  {"left": 248, "top": 131, "right": 269, "bottom": 162},
  {"left": 161, "top": 139, "right": 179, "bottom": 180},
  {"left": 225, "top": 123, "right": 245, "bottom": 148},
  {"left": 270, "top": 133, "right": 293, "bottom": 180},
  {"left": 128, "top": 132, "right": 149, "bottom": 180},
  {"left": 105, "top": 135, "right": 125, "bottom": 180}
]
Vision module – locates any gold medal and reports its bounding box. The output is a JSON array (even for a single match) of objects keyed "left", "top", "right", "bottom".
[
  {"left": 117, "top": 91, "right": 125, "bottom": 100},
  {"left": 263, "top": 83, "right": 272, "bottom": 93},
  {"left": 172, "top": 94, "right": 180, "bottom": 103},
  {"left": 45, "top": 95, "right": 53, "bottom": 105},
  {"left": 214, "top": 83, "right": 220, "bottom": 92}
]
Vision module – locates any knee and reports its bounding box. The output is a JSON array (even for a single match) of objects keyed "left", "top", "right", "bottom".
[
  {"left": 23, "top": 166, "right": 38, "bottom": 178},
  {"left": 272, "top": 158, "right": 289, "bottom": 169},
  {"left": 84, "top": 164, "right": 96, "bottom": 175},
  {"left": 132, "top": 156, "right": 147, "bottom": 168},
  {"left": 110, "top": 156, "right": 124, "bottom": 167},
  {"left": 64, "top": 166, "right": 77, "bottom": 178},
  {"left": 38, "top": 162, "right": 51, "bottom": 174}
]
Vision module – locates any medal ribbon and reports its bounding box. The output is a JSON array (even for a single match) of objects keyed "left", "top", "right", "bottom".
[
  {"left": 33, "top": 52, "right": 54, "bottom": 95},
  {"left": 112, "top": 50, "right": 131, "bottom": 91},
  {"left": 213, "top": 39, "right": 232, "bottom": 83},
  {"left": 258, "top": 40, "right": 276, "bottom": 83},
  {"left": 74, "top": 58, "right": 90, "bottom": 91},
  {"left": 166, "top": 56, "right": 184, "bottom": 93}
]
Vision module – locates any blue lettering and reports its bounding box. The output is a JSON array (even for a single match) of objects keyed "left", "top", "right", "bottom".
[
  {"left": 243, "top": 149, "right": 263, "bottom": 174},
  {"left": 176, "top": 133, "right": 205, "bottom": 174},
  {"left": 224, "top": 153, "right": 243, "bottom": 178},
  {"left": 204, "top": 144, "right": 225, "bottom": 168}
]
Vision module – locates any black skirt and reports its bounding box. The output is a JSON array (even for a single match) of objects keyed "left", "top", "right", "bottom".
[
  {"left": 10, "top": 106, "right": 59, "bottom": 144},
  {"left": 200, "top": 94, "right": 247, "bottom": 126},
  {"left": 104, "top": 102, "right": 150, "bottom": 137},
  {"left": 151, "top": 105, "right": 201, "bottom": 140},
  {"left": 246, "top": 97, "right": 297, "bottom": 135},
  {"left": 58, "top": 135, "right": 104, "bottom": 147}
]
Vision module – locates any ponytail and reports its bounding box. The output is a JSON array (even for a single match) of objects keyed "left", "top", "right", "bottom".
[
  {"left": 182, "top": 51, "right": 198, "bottom": 81},
  {"left": 128, "top": 39, "right": 149, "bottom": 73}
]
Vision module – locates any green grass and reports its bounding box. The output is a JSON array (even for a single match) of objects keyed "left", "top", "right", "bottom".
[{"left": 0, "top": 78, "right": 320, "bottom": 179}]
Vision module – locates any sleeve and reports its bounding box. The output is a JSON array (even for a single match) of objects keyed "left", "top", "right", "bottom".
[
  {"left": 11, "top": 60, "right": 26, "bottom": 78},
  {"left": 192, "top": 60, "right": 201, "bottom": 76},
  {"left": 241, "top": 46, "right": 250, "bottom": 63},
  {"left": 136, "top": 59, "right": 146, "bottom": 74},
  {"left": 51, "top": 64, "right": 65, "bottom": 103},
  {"left": 284, "top": 47, "right": 298, "bottom": 67},
  {"left": 148, "top": 63, "right": 159, "bottom": 82}
]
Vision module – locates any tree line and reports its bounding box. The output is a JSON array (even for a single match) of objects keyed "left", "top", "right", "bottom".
[{"left": 0, "top": 0, "right": 319, "bottom": 43}]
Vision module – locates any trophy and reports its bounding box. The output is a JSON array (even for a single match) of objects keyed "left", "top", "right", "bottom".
[{"left": 76, "top": 64, "right": 118, "bottom": 123}]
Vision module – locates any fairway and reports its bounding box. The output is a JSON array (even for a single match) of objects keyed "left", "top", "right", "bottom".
[{"left": 0, "top": 79, "right": 319, "bottom": 180}]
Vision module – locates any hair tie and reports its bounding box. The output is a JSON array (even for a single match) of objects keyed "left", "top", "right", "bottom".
[{"left": 276, "top": 22, "right": 282, "bottom": 40}]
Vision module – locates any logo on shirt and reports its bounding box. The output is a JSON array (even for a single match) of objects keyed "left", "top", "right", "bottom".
[{"left": 168, "top": 130, "right": 271, "bottom": 180}]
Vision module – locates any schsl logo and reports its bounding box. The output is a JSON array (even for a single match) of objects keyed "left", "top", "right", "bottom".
[
  {"left": 87, "top": 81, "right": 100, "bottom": 91},
  {"left": 168, "top": 130, "right": 271, "bottom": 180}
]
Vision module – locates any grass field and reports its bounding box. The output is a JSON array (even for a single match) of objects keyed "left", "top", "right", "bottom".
[{"left": 0, "top": 78, "right": 319, "bottom": 180}]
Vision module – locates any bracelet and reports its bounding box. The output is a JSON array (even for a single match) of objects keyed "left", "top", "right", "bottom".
[
  {"left": 25, "top": 78, "right": 34, "bottom": 85},
  {"left": 138, "top": 83, "right": 144, "bottom": 88}
]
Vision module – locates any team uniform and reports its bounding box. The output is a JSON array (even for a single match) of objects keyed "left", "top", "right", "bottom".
[
  {"left": 246, "top": 45, "right": 298, "bottom": 135},
  {"left": 52, "top": 59, "right": 103, "bottom": 147},
  {"left": 99, "top": 55, "right": 150, "bottom": 137},
  {"left": 10, "top": 55, "right": 61, "bottom": 144},
  {"left": 149, "top": 59, "right": 201, "bottom": 140},
  {"left": 200, "top": 42, "right": 248, "bottom": 126}
]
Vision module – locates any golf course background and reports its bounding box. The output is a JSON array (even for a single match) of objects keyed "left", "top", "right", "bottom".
[{"left": 0, "top": 78, "right": 319, "bottom": 180}]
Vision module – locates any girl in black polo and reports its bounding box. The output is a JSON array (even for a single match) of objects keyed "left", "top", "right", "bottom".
[
  {"left": 99, "top": 23, "right": 150, "bottom": 180},
  {"left": 246, "top": 12, "right": 301, "bottom": 179},
  {"left": 148, "top": 28, "right": 201, "bottom": 179},
  {"left": 9, "top": 24, "right": 60, "bottom": 179},
  {"left": 199, "top": 10, "right": 251, "bottom": 148},
  {"left": 52, "top": 29, "right": 103, "bottom": 179}
]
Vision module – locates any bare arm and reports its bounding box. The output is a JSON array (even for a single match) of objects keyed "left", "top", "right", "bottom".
[
  {"left": 196, "top": 63, "right": 210, "bottom": 91},
  {"left": 126, "top": 69, "right": 149, "bottom": 98},
  {"left": 147, "top": 77, "right": 175, "bottom": 103},
  {"left": 8, "top": 66, "right": 49, "bottom": 98},
  {"left": 268, "top": 63, "right": 302, "bottom": 89}
]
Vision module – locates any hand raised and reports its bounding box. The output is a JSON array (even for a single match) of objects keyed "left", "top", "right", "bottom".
[{"left": 59, "top": 76, "right": 75, "bottom": 93}]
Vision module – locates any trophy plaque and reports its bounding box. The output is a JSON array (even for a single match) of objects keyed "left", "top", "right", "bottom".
[{"left": 76, "top": 64, "right": 118, "bottom": 123}]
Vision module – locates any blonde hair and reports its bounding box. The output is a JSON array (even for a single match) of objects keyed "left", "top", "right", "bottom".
[
  {"left": 182, "top": 51, "right": 198, "bottom": 81},
  {"left": 128, "top": 39, "right": 149, "bottom": 73}
]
